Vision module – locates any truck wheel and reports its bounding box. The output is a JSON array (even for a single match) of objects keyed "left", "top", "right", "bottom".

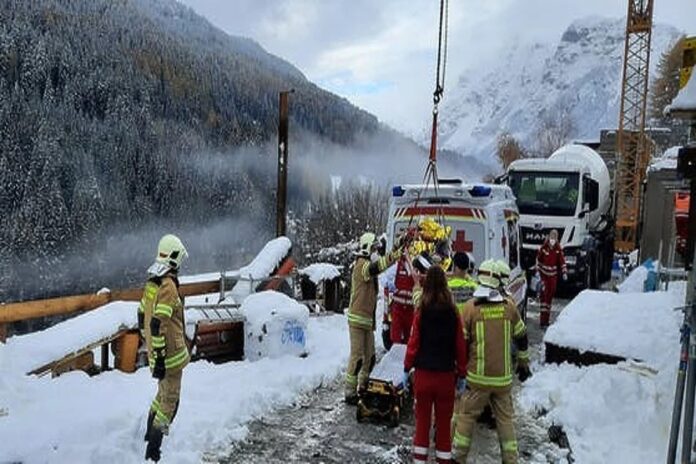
[{"left": 590, "top": 253, "right": 600, "bottom": 289}]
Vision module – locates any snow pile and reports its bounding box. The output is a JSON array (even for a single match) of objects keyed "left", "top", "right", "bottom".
[
  {"left": 648, "top": 146, "right": 681, "bottom": 172},
  {"left": 519, "top": 362, "right": 673, "bottom": 463},
  {"left": 522, "top": 284, "right": 686, "bottom": 463},
  {"left": 241, "top": 291, "right": 309, "bottom": 361},
  {"left": 0, "top": 314, "right": 349, "bottom": 463},
  {"left": 544, "top": 286, "right": 683, "bottom": 366},
  {"left": 0, "top": 301, "right": 138, "bottom": 376},
  {"left": 616, "top": 264, "right": 649, "bottom": 293},
  {"left": 299, "top": 263, "right": 342, "bottom": 284},
  {"left": 669, "top": 74, "right": 696, "bottom": 113}
]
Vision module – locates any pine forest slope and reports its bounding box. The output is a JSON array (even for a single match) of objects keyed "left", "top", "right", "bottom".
[{"left": 0, "top": 0, "right": 401, "bottom": 303}]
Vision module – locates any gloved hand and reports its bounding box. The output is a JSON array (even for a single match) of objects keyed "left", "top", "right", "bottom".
[
  {"left": 516, "top": 363, "right": 532, "bottom": 383},
  {"left": 152, "top": 356, "right": 166, "bottom": 380},
  {"left": 401, "top": 371, "right": 410, "bottom": 392},
  {"left": 562, "top": 273, "right": 568, "bottom": 282},
  {"left": 456, "top": 377, "right": 467, "bottom": 397}
]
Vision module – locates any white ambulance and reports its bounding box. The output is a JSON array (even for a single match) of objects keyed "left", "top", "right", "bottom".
[{"left": 385, "top": 179, "right": 527, "bottom": 317}]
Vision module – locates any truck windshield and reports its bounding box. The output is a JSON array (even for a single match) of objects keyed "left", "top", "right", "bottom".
[{"left": 508, "top": 171, "right": 580, "bottom": 216}]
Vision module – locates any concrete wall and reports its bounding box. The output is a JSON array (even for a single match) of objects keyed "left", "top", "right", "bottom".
[{"left": 640, "top": 168, "right": 689, "bottom": 265}]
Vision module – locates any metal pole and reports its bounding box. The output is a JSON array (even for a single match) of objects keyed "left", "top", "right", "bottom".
[
  {"left": 276, "top": 90, "right": 292, "bottom": 238},
  {"left": 681, "top": 175, "right": 696, "bottom": 463},
  {"left": 667, "top": 321, "right": 689, "bottom": 464}
]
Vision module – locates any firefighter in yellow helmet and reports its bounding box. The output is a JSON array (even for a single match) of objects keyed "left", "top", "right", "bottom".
[
  {"left": 139, "top": 234, "right": 190, "bottom": 462},
  {"left": 344, "top": 232, "right": 402, "bottom": 404},
  {"left": 452, "top": 260, "right": 531, "bottom": 464}
]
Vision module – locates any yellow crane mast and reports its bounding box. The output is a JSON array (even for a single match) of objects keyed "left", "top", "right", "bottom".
[{"left": 614, "top": 0, "right": 655, "bottom": 253}]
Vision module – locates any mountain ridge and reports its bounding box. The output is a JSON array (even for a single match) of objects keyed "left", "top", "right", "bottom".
[{"left": 433, "top": 16, "right": 682, "bottom": 170}]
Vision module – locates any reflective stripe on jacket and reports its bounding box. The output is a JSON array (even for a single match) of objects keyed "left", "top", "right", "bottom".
[
  {"left": 461, "top": 298, "right": 527, "bottom": 390},
  {"left": 141, "top": 275, "right": 190, "bottom": 373}
]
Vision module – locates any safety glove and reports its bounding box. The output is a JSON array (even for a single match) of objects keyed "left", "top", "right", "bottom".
[
  {"left": 152, "top": 349, "right": 166, "bottom": 380},
  {"left": 455, "top": 377, "right": 467, "bottom": 397},
  {"left": 401, "top": 371, "right": 410, "bottom": 392},
  {"left": 516, "top": 363, "right": 532, "bottom": 383}
]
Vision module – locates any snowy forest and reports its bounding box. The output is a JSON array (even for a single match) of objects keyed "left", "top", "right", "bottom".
[{"left": 0, "top": 0, "right": 417, "bottom": 303}]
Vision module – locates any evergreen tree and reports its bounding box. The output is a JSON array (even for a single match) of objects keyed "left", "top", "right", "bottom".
[{"left": 650, "top": 36, "right": 686, "bottom": 124}]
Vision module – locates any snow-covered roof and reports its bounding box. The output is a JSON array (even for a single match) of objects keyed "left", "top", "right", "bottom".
[
  {"left": 647, "top": 145, "right": 681, "bottom": 172},
  {"left": 237, "top": 237, "right": 292, "bottom": 280},
  {"left": 668, "top": 75, "right": 696, "bottom": 117},
  {"left": 298, "top": 263, "right": 342, "bottom": 284}
]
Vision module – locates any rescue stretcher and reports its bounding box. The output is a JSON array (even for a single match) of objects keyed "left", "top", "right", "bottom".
[{"left": 356, "top": 343, "right": 410, "bottom": 427}]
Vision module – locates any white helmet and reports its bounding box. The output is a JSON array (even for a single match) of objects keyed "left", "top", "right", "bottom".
[
  {"left": 156, "top": 234, "right": 188, "bottom": 271},
  {"left": 358, "top": 232, "right": 377, "bottom": 257}
]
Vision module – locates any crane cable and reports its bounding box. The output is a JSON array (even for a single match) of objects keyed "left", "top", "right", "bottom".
[{"left": 407, "top": 0, "right": 449, "bottom": 232}]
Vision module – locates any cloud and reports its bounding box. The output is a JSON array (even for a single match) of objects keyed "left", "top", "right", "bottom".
[{"left": 177, "top": 0, "right": 696, "bottom": 136}]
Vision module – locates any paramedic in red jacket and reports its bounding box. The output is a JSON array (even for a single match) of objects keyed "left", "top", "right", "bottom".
[
  {"left": 404, "top": 264, "right": 468, "bottom": 464},
  {"left": 536, "top": 229, "right": 567, "bottom": 328},
  {"left": 390, "top": 254, "right": 415, "bottom": 344}
]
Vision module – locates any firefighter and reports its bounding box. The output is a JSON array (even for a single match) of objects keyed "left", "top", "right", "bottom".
[
  {"left": 535, "top": 229, "right": 567, "bottom": 328},
  {"left": 390, "top": 253, "right": 416, "bottom": 344},
  {"left": 405, "top": 264, "right": 468, "bottom": 464},
  {"left": 139, "top": 234, "right": 190, "bottom": 462},
  {"left": 448, "top": 252, "right": 478, "bottom": 314},
  {"left": 452, "top": 260, "right": 531, "bottom": 464},
  {"left": 344, "top": 232, "right": 401, "bottom": 404}
]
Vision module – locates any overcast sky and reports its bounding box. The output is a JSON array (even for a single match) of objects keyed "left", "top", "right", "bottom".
[{"left": 178, "top": 0, "right": 696, "bottom": 136}]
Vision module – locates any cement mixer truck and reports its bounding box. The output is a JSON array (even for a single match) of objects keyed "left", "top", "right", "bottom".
[{"left": 505, "top": 144, "right": 614, "bottom": 289}]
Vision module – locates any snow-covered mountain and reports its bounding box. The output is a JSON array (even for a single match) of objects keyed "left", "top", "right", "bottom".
[{"left": 436, "top": 16, "right": 681, "bottom": 170}]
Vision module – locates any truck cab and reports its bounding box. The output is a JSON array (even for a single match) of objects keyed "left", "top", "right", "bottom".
[
  {"left": 386, "top": 180, "right": 527, "bottom": 315},
  {"left": 506, "top": 144, "right": 614, "bottom": 289}
]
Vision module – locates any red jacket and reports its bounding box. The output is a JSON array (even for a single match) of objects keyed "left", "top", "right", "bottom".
[
  {"left": 536, "top": 240, "right": 567, "bottom": 278},
  {"left": 404, "top": 307, "right": 468, "bottom": 376}
]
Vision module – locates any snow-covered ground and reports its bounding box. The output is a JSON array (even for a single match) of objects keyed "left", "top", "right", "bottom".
[
  {"left": 521, "top": 281, "right": 687, "bottom": 463},
  {"left": 0, "top": 314, "right": 349, "bottom": 463}
]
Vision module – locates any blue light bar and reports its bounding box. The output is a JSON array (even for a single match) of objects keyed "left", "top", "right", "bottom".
[
  {"left": 392, "top": 186, "right": 406, "bottom": 197},
  {"left": 469, "top": 185, "right": 492, "bottom": 197}
]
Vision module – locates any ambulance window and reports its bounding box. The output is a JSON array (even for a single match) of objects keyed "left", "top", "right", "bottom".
[{"left": 508, "top": 219, "right": 520, "bottom": 269}]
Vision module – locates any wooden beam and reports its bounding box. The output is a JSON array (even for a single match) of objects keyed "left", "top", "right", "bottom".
[{"left": 0, "top": 280, "right": 221, "bottom": 324}]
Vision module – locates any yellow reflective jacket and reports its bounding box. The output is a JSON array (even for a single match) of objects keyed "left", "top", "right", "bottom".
[
  {"left": 461, "top": 298, "right": 527, "bottom": 390},
  {"left": 139, "top": 275, "right": 190, "bottom": 373}
]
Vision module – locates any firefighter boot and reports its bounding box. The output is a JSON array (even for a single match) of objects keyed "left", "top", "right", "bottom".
[
  {"left": 144, "top": 411, "right": 155, "bottom": 442},
  {"left": 145, "top": 427, "right": 164, "bottom": 462}
]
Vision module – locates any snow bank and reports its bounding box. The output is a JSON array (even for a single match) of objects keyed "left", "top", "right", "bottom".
[
  {"left": 525, "top": 283, "right": 687, "bottom": 463},
  {"left": 241, "top": 291, "right": 309, "bottom": 361},
  {"left": 544, "top": 286, "right": 683, "bottom": 367},
  {"left": 299, "top": 263, "right": 342, "bottom": 284},
  {"left": 616, "top": 264, "right": 649, "bottom": 293},
  {"left": 519, "top": 361, "right": 675, "bottom": 464},
  {"left": 0, "top": 301, "right": 137, "bottom": 376},
  {"left": 0, "top": 314, "right": 349, "bottom": 463}
]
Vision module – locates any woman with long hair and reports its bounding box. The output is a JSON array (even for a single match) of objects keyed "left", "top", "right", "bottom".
[{"left": 404, "top": 264, "right": 468, "bottom": 464}]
